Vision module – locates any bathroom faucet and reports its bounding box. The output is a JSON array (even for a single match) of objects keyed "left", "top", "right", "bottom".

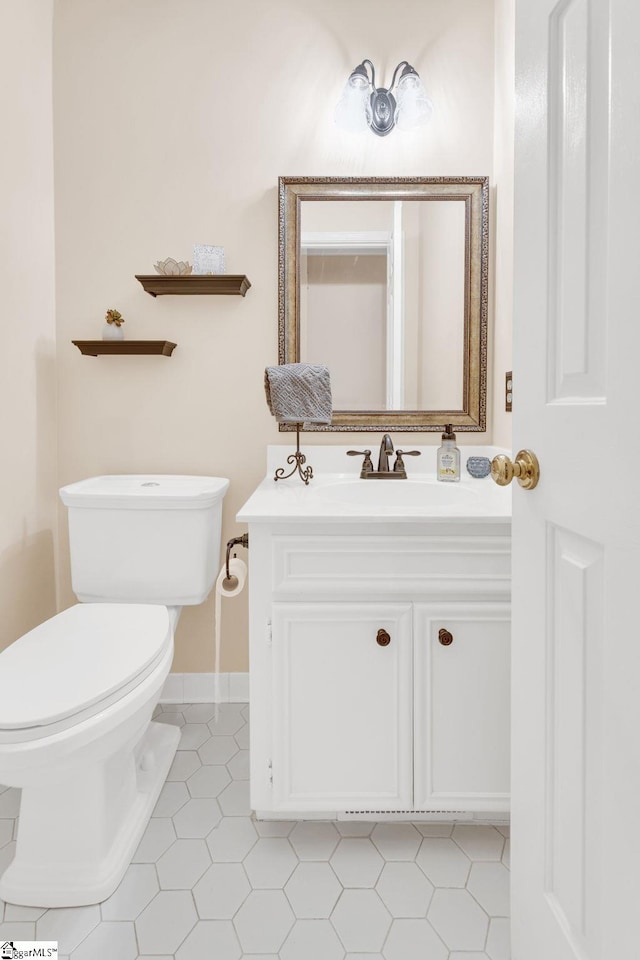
[
  {"left": 377, "top": 434, "right": 394, "bottom": 472},
  {"left": 347, "top": 435, "right": 422, "bottom": 479}
]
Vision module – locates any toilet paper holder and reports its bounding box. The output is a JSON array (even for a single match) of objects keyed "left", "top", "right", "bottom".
[{"left": 224, "top": 534, "right": 249, "bottom": 588}]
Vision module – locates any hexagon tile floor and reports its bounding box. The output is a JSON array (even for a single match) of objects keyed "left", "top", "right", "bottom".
[{"left": 0, "top": 703, "right": 511, "bottom": 959}]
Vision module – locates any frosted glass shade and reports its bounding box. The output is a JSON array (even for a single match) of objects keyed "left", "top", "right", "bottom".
[
  {"left": 395, "top": 72, "right": 433, "bottom": 130},
  {"left": 334, "top": 74, "right": 372, "bottom": 132}
]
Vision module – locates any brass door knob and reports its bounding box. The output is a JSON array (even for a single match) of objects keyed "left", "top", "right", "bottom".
[
  {"left": 490, "top": 449, "right": 540, "bottom": 490},
  {"left": 377, "top": 629, "right": 391, "bottom": 647},
  {"left": 439, "top": 628, "right": 454, "bottom": 646}
]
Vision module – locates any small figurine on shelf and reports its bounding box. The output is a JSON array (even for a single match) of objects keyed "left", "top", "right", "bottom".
[
  {"left": 153, "top": 258, "right": 192, "bottom": 276},
  {"left": 103, "top": 308, "right": 125, "bottom": 341}
]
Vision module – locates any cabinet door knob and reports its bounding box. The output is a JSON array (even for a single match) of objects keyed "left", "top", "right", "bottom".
[
  {"left": 439, "top": 628, "right": 454, "bottom": 646},
  {"left": 376, "top": 628, "right": 391, "bottom": 647}
]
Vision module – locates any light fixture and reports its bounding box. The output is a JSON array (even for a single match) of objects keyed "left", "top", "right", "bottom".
[{"left": 335, "top": 59, "right": 433, "bottom": 137}]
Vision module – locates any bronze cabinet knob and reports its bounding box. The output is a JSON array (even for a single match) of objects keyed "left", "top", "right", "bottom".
[
  {"left": 438, "top": 628, "right": 454, "bottom": 646},
  {"left": 377, "top": 629, "right": 391, "bottom": 646}
]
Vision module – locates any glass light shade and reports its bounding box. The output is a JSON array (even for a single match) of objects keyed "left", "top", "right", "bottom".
[
  {"left": 395, "top": 72, "right": 433, "bottom": 130},
  {"left": 334, "top": 73, "right": 372, "bottom": 132}
]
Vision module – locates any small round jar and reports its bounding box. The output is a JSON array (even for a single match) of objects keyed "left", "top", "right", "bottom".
[{"left": 466, "top": 456, "right": 491, "bottom": 479}]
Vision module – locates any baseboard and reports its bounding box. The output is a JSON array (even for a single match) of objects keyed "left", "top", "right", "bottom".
[{"left": 160, "top": 672, "right": 249, "bottom": 704}]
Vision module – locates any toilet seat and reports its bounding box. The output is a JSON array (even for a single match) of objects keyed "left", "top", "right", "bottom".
[{"left": 0, "top": 604, "right": 171, "bottom": 743}]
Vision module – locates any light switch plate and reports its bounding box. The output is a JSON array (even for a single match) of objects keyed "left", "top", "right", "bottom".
[{"left": 505, "top": 371, "right": 513, "bottom": 412}]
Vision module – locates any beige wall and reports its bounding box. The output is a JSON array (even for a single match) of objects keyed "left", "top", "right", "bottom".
[
  {"left": 53, "top": 0, "right": 498, "bottom": 673},
  {"left": 0, "top": 1, "right": 58, "bottom": 652}
]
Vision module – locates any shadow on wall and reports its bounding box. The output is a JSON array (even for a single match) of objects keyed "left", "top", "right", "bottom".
[{"left": 0, "top": 529, "right": 57, "bottom": 651}]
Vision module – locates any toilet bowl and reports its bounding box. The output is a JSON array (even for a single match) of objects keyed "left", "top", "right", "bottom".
[
  {"left": 0, "top": 604, "right": 176, "bottom": 907},
  {"left": 0, "top": 475, "right": 229, "bottom": 907}
]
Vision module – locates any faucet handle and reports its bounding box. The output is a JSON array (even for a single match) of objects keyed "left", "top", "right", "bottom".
[
  {"left": 347, "top": 450, "right": 373, "bottom": 474},
  {"left": 393, "top": 449, "right": 421, "bottom": 474}
]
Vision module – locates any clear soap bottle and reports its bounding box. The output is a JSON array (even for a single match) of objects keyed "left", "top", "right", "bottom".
[{"left": 437, "top": 424, "right": 460, "bottom": 482}]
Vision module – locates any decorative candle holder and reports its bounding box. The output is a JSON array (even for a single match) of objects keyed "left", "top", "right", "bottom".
[
  {"left": 466, "top": 456, "right": 492, "bottom": 478},
  {"left": 153, "top": 258, "right": 192, "bottom": 276}
]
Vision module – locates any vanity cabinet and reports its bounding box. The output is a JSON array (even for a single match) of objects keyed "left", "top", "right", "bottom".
[
  {"left": 243, "top": 517, "right": 512, "bottom": 818},
  {"left": 413, "top": 603, "right": 511, "bottom": 811},
  {"left": 271, "top": 603, "right": 413, "bottom": 811}
]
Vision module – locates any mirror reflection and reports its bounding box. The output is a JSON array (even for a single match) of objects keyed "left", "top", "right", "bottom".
[
  {"left": 279, "top": 177, "right": 488, "bottom": 432},
  {"left": 300, "top": 199, "right": 466, "bottom": 411}
]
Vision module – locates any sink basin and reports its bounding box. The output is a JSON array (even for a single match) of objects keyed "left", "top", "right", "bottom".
[{"left": 312, "top": 478, "right": 480, "bottom": 509}]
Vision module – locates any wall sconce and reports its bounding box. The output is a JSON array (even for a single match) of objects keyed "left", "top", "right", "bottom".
[{"left": 335, "top": 59, "right": 433, "bottom": 137}]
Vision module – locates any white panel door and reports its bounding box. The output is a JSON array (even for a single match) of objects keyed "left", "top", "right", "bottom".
[
  {"left": 512, "top": 1, "right": 640, "bottom": 957},
  {"left": 271, "top": 602, "right": 412, "bottom": 811},
  {"left": 414, "top": 603, "right": 510, "bottom": 812}
]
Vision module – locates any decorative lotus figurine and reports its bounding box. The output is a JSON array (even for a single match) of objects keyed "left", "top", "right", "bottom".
[
  {"left": 103, "top": 308, "right": 125, "bottom": 341},
  {"left": 154, "top": 258, "right": 192, "bottom": 276}
]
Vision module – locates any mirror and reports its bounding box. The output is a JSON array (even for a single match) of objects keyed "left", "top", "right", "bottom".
[{"left": 278, "top": 177, "right": 489, "bottom": 432}]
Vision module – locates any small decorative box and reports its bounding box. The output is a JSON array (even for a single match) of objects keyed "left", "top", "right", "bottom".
[
  {"left": 193, "top": 244, "right": 225, "bottom": 275},
  {"left": 466, "top": 456, "right": 491, "bottom": 479}
]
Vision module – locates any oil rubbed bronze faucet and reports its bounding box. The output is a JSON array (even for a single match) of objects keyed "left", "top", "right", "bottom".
[
  {"left": 347, "top": 435, "right": 421, "bottom": 479},
  {"left": 377, "top": 433, "right": 394, "bottom": 472}
]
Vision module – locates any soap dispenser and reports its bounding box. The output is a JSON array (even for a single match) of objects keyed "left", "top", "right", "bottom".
[{"left": 437, "top": 424, "right": 460, "bottom": 482}]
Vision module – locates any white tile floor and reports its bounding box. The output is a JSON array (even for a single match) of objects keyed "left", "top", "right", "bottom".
[{"left": 0, "top": 703, "right": 511, "bottom": 958}]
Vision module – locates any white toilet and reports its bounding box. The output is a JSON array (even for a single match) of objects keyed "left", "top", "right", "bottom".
[{"left": 0, "top": 474, "right": 229, "bottom": 908}]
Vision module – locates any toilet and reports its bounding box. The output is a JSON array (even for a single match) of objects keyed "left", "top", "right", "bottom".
[{"left": 0, "top": 474, "right": 229, "bottom": 908}]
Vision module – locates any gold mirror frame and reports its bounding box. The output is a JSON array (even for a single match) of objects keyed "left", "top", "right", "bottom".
[{"left": 278, "top": 175, "right": 489, "bottom": 432}]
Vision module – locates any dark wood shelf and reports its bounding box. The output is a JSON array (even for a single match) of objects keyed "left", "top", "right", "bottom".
[
  {"left": 135, "top": 275, "right": 251, "bottom": 297},
  {"left": 72, "top": 340, "right": 177, "bottom": 357}
]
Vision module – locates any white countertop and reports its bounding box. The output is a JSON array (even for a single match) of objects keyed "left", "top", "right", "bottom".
[{"left": 237, "top": 446, "right": 512, "bottom": 525}]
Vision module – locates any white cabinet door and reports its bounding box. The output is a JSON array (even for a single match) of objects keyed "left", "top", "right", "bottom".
[
  {"left": 414, "top": 603, "right": 510, "bottom": 812},
  {"left": 271, "top": 602, "right": 413, "bottom": 812}
]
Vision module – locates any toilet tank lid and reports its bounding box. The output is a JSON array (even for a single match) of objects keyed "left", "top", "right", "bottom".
[
  {"left": 60, "top": 475, "right": 230, "bottom": 509},
  {"left": 0, "top": 604, "right": 171, "bottom": 730}
]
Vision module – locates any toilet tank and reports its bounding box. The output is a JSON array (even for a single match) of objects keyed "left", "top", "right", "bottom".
[{"left": 60, "top": 476, "right": 230, "bottom": 605}]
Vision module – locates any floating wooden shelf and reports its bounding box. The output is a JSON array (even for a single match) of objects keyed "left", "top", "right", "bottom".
[
  {"left": 135, "top": 275, "right": 251, "bottom": 297},
  {"left": 72, "top": 340, "right": 177, "bottom": 357}
]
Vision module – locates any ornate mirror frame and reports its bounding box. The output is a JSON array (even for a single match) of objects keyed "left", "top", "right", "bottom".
[{"left": 278, "top": 175, "right": 489, "bottom": 432}]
